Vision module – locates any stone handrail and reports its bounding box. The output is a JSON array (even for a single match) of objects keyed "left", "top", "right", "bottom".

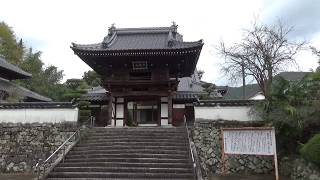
[
  {"left": 184, "top": 116, "right": 203, "bottom": 180},
  {"left": 34, "top": 117, "right": 94, "bottom": 180},
  {"left": 34, "top": 129, "right": 80, "bottom": 180}
]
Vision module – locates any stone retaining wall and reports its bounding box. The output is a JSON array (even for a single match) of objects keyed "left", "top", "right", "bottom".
[
  {"left": 281, "top": 157, "right": 320, "bottom": 180},
  {"left": 291, "top": 158, "right": 320, "bottom": 180},
  {"left": 0, "top": 122, "right": 77, "bottom": 173},
  {"left": 191, "top": 120, "right": 274, "bottom": 179}
]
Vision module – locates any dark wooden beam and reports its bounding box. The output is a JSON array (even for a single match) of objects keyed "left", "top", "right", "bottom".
[{"left": 168, "top": 92, "right": 173, "bottom": 124}]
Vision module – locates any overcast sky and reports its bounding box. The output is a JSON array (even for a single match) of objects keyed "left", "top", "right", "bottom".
[{"left": 1, "top": 0, "right": 320, "bottom": 86}]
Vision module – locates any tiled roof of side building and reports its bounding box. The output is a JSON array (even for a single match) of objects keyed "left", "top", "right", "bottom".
[
  {"left": 0, "top": 102, "right": 75, "bottom": 109},
  {"left": 71, "top": 24, "right": 203, "bottom": 51},
  {"left": 0, "top": 78, "right": 52, "bottom": 102},
  {"left": 0, "top": 56, "right": 32, "bottom": 80}
]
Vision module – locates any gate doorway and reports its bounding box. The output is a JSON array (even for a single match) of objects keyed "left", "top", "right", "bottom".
[{"left": 127, "top": 100, "right": 159, "bottom": 126}]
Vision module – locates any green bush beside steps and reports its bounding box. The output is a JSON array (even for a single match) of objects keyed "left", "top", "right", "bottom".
[{"left": 300, "top": 134, "right": 320, "bottom": 167}]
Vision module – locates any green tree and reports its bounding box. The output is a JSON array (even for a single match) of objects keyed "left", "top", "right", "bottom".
[
  {"left": 63, "top": 78, "right": 91, "bottom": 123},
  {"left": 311, "top": 47, "right": 320, "bottom": 72},
  {"left": 16, "top": 48, "right": 65, "bottom": 101},
  {"left": 0, "top": 22, "right": 24, "bottom": 65},
  {"left": 199, "top": 82, "right": 216, "bottom": 99},
  {"left": 254, "top": 72, "right": 320, "bottom": 153},
  {"left": 83, "top": 70, "right": 101, "bottom": 87}
]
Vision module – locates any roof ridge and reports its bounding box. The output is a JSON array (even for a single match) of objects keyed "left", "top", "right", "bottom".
[{"left": 116, "top": 27, "right": 171, "bottom": 31}]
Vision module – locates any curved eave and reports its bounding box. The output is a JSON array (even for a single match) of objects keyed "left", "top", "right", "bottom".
[
  {"left": 0, "top": 58, "right": 32, "bottom": 80},
  {"left": 70, "top": 43, "right": 203, "bottom": 57}
]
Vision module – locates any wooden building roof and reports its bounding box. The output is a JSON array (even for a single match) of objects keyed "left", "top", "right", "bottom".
[
  {"left": 0, "top": 56, "right": 31, "bottom": 80},
  {"left": 0, "top": 78, "right": 52, "bottom": 102},
  {"left": 71, "top": 24, "right": 203, "bottom": 77},
  {"left": 71, "top": 25, "right": 203, "bottom": 51}
]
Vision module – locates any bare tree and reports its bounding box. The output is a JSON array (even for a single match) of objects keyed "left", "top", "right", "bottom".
[{"left": 218, "top": 21, "right": 305, "bottom": 101}]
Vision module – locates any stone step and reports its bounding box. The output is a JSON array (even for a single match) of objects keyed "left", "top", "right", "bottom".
[
  {"left": 46, "top": 127, "right": 195, "bottom": 179},
  {"left": 66, "top": 153, "right": 189, "bottom": 159},
  {"left": 47, "top": 172, "right": 195, "bottom": 179},
  {"left": 68, "top": 149, "right": 189, "bottom": 155},
  {"left": 63, "top": 157, "right": 190, "bottom": 163},
  {"left": 90, "top": 127, "right": 185, "bottom": 132},
  {"left": 53, "top": 166, "right": 193, "bottom": 173},
  {"left": 58, "top": 162, "right": 193, "bottom": 169},
  {"left": 83, "top": 137, "right": 188, "bottom": 143},
  {"left": 72, "top": 145, "right": 187, "bottom": 151},
  {"left": 86, "top": 135, "right": 185, "bottom": 140},
  {"left": 89, "top": 132, "right": 185, "bottom": 136},
  {"left": 88, "top": 128, "right": 186, "bottom": 134},
  {"left": 76, "top": 141, "right": 187, "bottom": 147},
  {"left": 47, "top": 178, "right": 193, "bottom": 180}
]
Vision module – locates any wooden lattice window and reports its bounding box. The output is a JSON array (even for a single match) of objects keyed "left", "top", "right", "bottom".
[{"left": 132, "top": 61, "right": 148, "bottom": 71}]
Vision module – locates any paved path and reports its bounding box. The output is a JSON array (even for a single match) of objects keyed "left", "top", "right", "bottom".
[
  {"left": 0, "top": 173, "right": 35, "bottom": 180},
  {"left": 210, "top": 174, "right": 289, "bottom": 180}
]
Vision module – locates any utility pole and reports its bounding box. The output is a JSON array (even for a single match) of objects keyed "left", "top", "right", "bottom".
[{"left": 242, "top": 61, "right": 246, "bottom": 99}]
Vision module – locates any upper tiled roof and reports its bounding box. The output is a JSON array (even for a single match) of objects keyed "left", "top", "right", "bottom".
[
  {"left": 0, "top": 78, "right": 52, "bottom": 102},
  {"left": 71, "top": 24, "right": 203, "bottom": 51},
  {"left": 0, "top": 56, "right": 31, "bottom": 80}
]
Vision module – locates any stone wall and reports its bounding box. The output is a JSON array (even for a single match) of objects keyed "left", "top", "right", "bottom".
[
  {"left": 191, "top": 120, "right": 274, "bottom": 179},
  {"left": 280, "top": 157, "right": 320, "bottom": 180},
  {"left": 0, "top": 122, "right": 77, "bottom": 173},
  {"left": 291, "top": 159, "right": 320, "bottom": 180}
]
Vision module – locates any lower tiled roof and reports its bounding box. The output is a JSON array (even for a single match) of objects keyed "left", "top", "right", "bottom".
[
  {"left": 0, "top": 78, "right": 52, "bottom": 102},
  {"left": 0, "top": 102, "right": 75, "bottom": 109},
  {"left": 0, "top": 56, "right": 31, "bottom": 80},
  {"left": 196, "top": 99, "right": 258, "bottom": 106}
]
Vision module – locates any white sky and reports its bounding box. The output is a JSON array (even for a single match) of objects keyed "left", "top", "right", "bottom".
[{"left": 1, "top": 0, "right": 320, "bottom": 86}]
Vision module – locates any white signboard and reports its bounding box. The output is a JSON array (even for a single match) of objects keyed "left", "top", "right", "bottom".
[
  {"left": 221, "top": 127, "right": 278, "bottom": 180},
  {"left": 222, "top": 128, "right": 276, "bottom": 155}
]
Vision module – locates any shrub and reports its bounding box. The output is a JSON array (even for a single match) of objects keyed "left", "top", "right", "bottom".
[{"left": 300, "top": 134, "right": 320, "bottom": 167}]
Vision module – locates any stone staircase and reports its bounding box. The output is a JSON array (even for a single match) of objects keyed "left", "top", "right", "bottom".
[{"left": 46, "top": 127, "right": 196, "bottom": 180}]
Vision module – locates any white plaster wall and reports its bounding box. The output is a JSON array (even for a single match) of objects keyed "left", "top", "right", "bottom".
[
  {"left": 161, "top": 104, "right": 168, "bottom": 117},
  {"left": 161, "top": 119, "right": 168, "bottom": 126},
  {"left": 195, "top": 106, "right": 258, "bottom": 121},
  {"left": 173, "top": 104, "right": 185, "bottom": 109},
  {"left": 116, "top": 104, "right": 124, "bottom": 118},
  {"left": 249, "top": 94, "right": 265, "bottom": 100},
  {"left": 116, "top": 119, "right": 123, "bottom": 127},
  {"left": 0, "top": 108, "right": 78, "bottom": 123}
]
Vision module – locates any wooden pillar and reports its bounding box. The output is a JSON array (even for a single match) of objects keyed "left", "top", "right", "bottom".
[
  {"left": 107, "top": 95, "right": 113, "bottom": 126},
  {"left": 168, "top": 92, "right": 173, "bottom": 124},
  {"left": 124, "top": 98, "right": 128, "bottom": 126}
]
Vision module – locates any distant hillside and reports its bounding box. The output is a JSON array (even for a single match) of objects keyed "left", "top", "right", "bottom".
[{"left": 223, "top": 71, "right": 310, "bottom": 100}]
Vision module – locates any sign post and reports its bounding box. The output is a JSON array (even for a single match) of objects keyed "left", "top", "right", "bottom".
[{"left": 221, "top": 127, "right": 279, "bottom": 180}]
